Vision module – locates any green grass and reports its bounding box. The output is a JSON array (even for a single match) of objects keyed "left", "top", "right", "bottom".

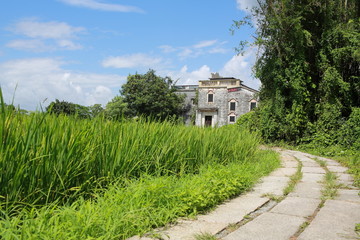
[
  {"left": 283, "top": 159, "right": 303, "bottom": 196},
  {"left": 321, "top": 172, "right": 339, "bottom": 200},
  {"left": 0, "top": 95, "right": 280, "bottom": 239},
  {"left": 0, "top": 150, "right": 279, "bottom": 239},
  {"left": 0, "top": 108, "right": 261, "bottom": 206},
  {"left": 194, "top": 232, "right": 218, "bottom": 240},
  {"left": 297, "top": 145, "right": 360, "bottom": 188}
]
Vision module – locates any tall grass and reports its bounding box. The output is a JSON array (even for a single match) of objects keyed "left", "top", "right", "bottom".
[
  {"left": 0, "top": 103, "right": 259, "bottom": 206},
  {"left": 0, "top": 150, "right": 279, "bottom": 240},
  {"left": 0, "top": 91, "right": 281, "bottom": 239}
]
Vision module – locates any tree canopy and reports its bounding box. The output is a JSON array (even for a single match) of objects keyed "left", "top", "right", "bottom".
[
  {"left": 104, "top": 96, "right": 128, "bottom": 120},
  {"left": 235, "top": 0, "right": 360, "bottom": 145},
  {"left": 120, "top": 70, "right": 185, "bottom": 120},
  {"left": 46, "top": 99, "right": 99, "bottom": 119}
]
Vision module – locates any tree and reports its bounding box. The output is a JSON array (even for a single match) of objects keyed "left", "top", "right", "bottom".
[
  {"left": 120, "top": 69, "right": 185, "bottom": 120},
  {"left": 104, "top": 96, "right": 128, "bottom": 120},
  {"left": 234, "top": 0, "right": 360, "bottom": 144},
  {"left": 46, "top": 99, "right": 91, "bottom": 119},
  {"left": 89, "top": 104, "right": 104, "bottom": 118}
]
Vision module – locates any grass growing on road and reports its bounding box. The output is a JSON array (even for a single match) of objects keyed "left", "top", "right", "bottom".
[
  {"left": 194, "top": 232, "right": 218, "bottom": 240},
  {"left": 283, "top": 159, "right": 303, "bottom": 196}
]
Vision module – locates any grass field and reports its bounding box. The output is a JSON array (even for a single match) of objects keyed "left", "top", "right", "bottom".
[{"left": 0, "top": 100, "right": 280, "bottom": 239}]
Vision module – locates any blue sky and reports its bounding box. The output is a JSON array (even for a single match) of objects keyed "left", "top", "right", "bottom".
[{"left": 0, "top": 0, "right": 258, "bottom": 110}]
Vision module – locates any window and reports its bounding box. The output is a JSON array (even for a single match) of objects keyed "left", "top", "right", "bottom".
[
  {"left": 229, "top": 116, "right": 236, "bottom": 123},
  {"left": 208, "top": 93, "right": 214, "bottom": 103},
  {"left": 250, "top": 102, "right": 257, "bottom": 110},
  {"left": 230, "top": 102, "right": 236, "bottom": 111}
]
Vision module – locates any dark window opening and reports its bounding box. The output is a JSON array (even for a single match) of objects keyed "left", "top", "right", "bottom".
[
  {"left": 229, "top": 116, "right": 235, "bottom": 122},
  {"left": 208, "top": 94, "right": 213, "bottom": 103},
  {"left": 250, "top": 102, "right": 257, "bottom": 110},
  {"left": 230, "top": 102, "right": 236, "bottom": 111}
]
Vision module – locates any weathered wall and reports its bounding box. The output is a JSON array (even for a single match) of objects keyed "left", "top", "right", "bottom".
[
  {"left": 175, "top": 89, "right": 197, "bottom": 125},
  {"left": 197, "top": 86, "right": 257, "bottom": 127}
]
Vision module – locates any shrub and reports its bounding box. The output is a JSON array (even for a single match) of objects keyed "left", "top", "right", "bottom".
[{"left": 339, "top": 108, "right": 360, "bottom": 150}]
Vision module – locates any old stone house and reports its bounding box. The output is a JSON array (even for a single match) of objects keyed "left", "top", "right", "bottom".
[{"left": 176, "top": 73, "right": 258, "bottom": 127}]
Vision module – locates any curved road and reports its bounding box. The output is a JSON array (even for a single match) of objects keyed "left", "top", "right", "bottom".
[{"left": 129, "top": 149, "right": 360, "bottom": 240}]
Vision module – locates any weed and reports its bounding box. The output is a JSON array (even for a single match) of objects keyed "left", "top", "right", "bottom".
[
  {"left": 243, "top": 214, "right": 251, "bottom": 219},
  {"left": 283, "top": 160, "right": 303, "bottom": 196},
  {"left": 321, "top": 172, "right": 340, "bottom": 200},
  {"left": 299, "top": 221, "right": 310, "bottom": 231},
  {"left": 226, "top": 223, "right": 238, "bottom": 231},
  {"left": 312, "top": 158, "right": 340, "bottom": 201},
  {"left": 316, "top": 158, "right": 327, "bottom": 168},
  {"left": 261, "top": 193, "right": 284, "bottom": 202},
  {"left": 194, "top": 232, "right": 217, "bottom": 240}
]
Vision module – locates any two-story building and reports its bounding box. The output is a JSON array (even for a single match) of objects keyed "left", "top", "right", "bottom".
[{"left": 175, "top": 73, "right": 258, "bottom": 127}]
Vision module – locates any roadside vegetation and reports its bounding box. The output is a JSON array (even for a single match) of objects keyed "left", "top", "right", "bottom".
[
  {"left": 0, "top": 95, "right": 280, "bottom": 239},
  {"left": 234, "top": 0, "right": 359, "bottom": 186}
]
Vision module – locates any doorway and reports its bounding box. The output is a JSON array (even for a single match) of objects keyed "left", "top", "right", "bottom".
[{"left": 205, "top": 116, "right": 212, "bottom": 127}]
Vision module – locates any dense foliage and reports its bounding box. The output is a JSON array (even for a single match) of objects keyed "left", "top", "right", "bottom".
[
  {"left": 235, "top": 0, "right": 360, "bottom": 147},
  {"left": 46, "top": 99, "right": 104, "bottom": 119},
  {"left": 120, "top": 69, "right": 185, "bottom": 120},
  {"left": 104, "top": 95, "right": 128, "bottom": 120}
]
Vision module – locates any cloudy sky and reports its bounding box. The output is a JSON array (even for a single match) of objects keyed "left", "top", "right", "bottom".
[{"left": 0, "top": 0, "right": 258, "bottom": 110}]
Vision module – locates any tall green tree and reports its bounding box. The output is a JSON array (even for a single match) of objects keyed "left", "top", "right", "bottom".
[
  {"left": 120, "top": 69, "right": 185, "bottom": 120},
  {"left": 235, "top": 0, "right": 360, "bottom": 143}
]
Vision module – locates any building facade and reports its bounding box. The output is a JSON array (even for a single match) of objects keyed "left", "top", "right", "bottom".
[
  {"left": 174, "top": 85, "right": 198, "bottom": 125},
  {"left": 176, "top": 73, "right": 258, "bottom": 127}
]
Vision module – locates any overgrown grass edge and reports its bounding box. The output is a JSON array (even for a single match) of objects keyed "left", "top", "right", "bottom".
[{"left": 0, "top": 150, "right": 280, "bottom": 240}]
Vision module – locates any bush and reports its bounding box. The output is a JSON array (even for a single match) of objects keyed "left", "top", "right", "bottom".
[
  {"left": 236, "top": 111, "right": 258, "bottom": 132},
  {"left": 339, "top": 108, "right": 360, "bottom": 150}
]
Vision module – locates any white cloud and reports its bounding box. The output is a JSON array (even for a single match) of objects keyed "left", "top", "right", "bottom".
[
  {"left": 178, "top": 48, "right": 194, "bottom": 59},
  {"left": 163, "top": 65, "right": 212, "bottom": 85},
  {"left": 159, "top": 45, "right": 177, "bottom": 53},
  {"left": 160, "top": 47, "right": 260, "bottom": 89},
  {"left": 159, "top": 39, "right": 228, "bottom": 60},
  {"left": 12, "top": 19, "right": 85, "bottom": 39},
  {"left": 6, "top": 39, "right": 54, "bottom": 52},
  {"left": 236, "top": 0, "right": 259, "bottom": 13},
  {"left": 193, "top": 40, "right": 218, "bottom": 49},
  {"left": 221, "top": 47, "right": 260, "bottom": 89},
  {"left": 7, "top": 19, "right": 85, "bottom": 52},
  {"left": 208, "top": 47, "right": 228, "bottom": 54},
  {"left": 56, "top": 39, "right": 83, "bottom": 50},
  {"left": 102, "top": 53, "right": 163, "bottom": 69},
  {"left": 59, "top": 0, "right": 144, "bottom": 13},
  {"left": 0, "top": 58, "right": 126, "bottom": 110}
]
